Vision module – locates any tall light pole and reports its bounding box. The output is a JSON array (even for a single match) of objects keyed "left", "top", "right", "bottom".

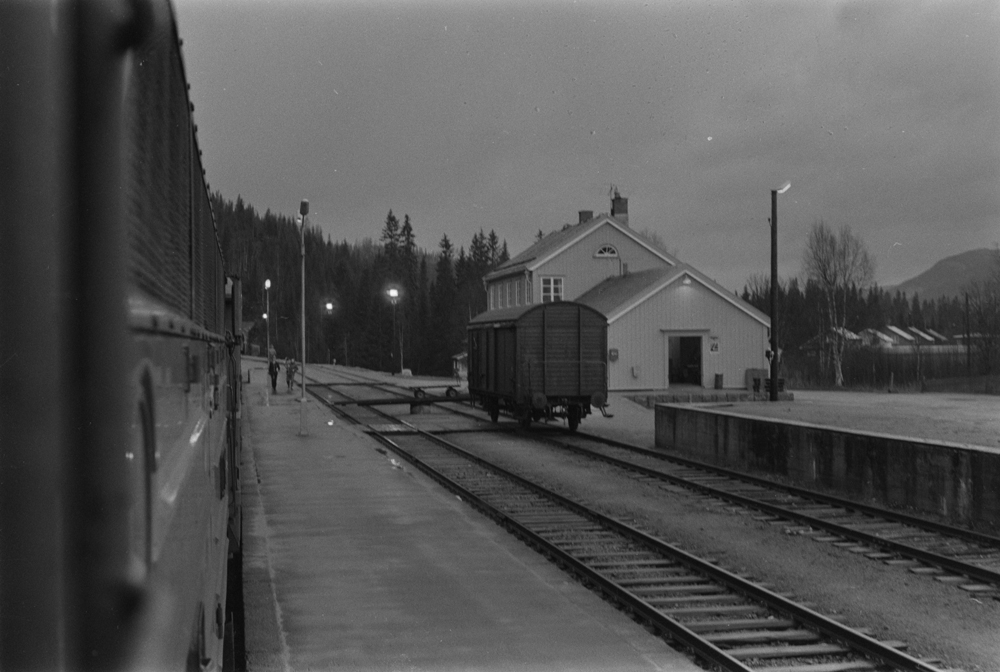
[
  {"left": 264, "top": 278, "right": 271, "bottom": 358},
  {"left": 770, "top": 181, "right": 790, "bottom": 401},
  {"left": 324, "top": 301, "right": 335, "bottom": 364},
  {"left": 386, "top": 287, "right": 401, "bottom": 373},
  {"left": 298, "top": 199, "right": 309, "bottom": 435}
]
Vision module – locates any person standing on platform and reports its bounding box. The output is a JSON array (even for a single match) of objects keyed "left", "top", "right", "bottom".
[
  {"left": 285, "top": 358, "right": 297, "bottom": 392},
  {"left": 268, "top": 354, "right": 280, "bottom": 393}
]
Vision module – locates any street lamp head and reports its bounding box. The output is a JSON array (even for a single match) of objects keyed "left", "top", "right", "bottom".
[
  {"left": 325, "top": 302, "right": 334, "bottom": 311},
  {"left": 776, "top": 181, "right": 791, "bottom": 195},
  {"left": 299, "top": 199, "right": 309, "bottom": 217},
  {"left": 265, "top": 279, "right": 271, "bottom": 290},
  {"left": 387, "top": 288, "right": 399, "bottom": 300},
  {"left": 263, "top": 312, "right": 268, "bottom": 320}
]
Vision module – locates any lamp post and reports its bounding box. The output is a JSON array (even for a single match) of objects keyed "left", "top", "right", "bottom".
[
  {"left": 386, "top": 286, "right": 402, "bottom": 373},
  {"left": 298, "top": 199, "right": 309, "bottom": 435},
  {"left": 323, "top": 301, "right": 335, "bottom": 363},
  {"left": 769, "top": 181, "right": 790, "bottom": 401},
  {"left": 264, "top": 278, "right": 271, "bottom": 358}
]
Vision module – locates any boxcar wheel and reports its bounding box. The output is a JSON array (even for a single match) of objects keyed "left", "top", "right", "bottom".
[{"left": 567, "top": 405, "right": 581, "bottom": 432}]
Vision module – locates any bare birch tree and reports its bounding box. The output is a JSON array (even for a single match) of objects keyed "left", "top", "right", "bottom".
[
  {"left": 803, "top": 220, "right": 875, "bottom": 387},
  {"left": 962, "top": 247, "right": 1000, "bottom": 375}
]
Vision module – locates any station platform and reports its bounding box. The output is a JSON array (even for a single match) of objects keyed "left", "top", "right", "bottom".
[{"left": 239, "top": 361, "right": 701, "bottom": 671}]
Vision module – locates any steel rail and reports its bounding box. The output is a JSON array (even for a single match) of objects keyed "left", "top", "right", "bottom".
[
  {"left": 318, "top": 395, "right": 474, "bottom": 407},
  {"left": 305, "top": 370, "right": 958, "bottom": 668},
  {"left": 363, "top": 415, "right": 942, "bottom": 672},
  {"left": 303, "top": 375, "right": 786, "bottom": 669},
  {"left": 310, "top": 371, "right": 999, "bottom": 587},
  {"left": 542, "top": 435, "right": 1000, "bottom": 590},
  {"left": 573, "top": 430, "right": 1000, "bottom": 549},
  {"left": 368, "top": 431, "right": 755, "bottom": 671},
  {"left": 331, "top": 376, "right": 1000, "bottom": 560}
]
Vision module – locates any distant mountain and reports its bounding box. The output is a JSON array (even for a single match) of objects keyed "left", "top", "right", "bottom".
[{"left": 886, "top": 248, "right": 999, "bottom": 300}]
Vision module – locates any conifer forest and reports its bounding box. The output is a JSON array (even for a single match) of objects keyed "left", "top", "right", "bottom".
[{"left": 215, "top": 193, "right": 508, "bottom": 377}]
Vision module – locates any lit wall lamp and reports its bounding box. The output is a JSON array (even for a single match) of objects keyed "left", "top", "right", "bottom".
[{"left": 682, "top": 275, "right": 692, "bottom": 285}]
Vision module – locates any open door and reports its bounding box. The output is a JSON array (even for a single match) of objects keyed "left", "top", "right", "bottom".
[{"left": 667, "top": 335, "right": 703, "bottom": 386}]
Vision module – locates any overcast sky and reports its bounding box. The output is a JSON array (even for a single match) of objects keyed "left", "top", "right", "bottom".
[{"left": 174, "top": 0, "right": 999, "bottom": 291}]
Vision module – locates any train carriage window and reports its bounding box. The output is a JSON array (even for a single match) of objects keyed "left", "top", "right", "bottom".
[{"left": 541, "top": 277, "right": 563, "bottom": 303}]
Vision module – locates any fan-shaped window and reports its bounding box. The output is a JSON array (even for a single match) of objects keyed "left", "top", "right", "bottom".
[{"left": 595, "top": 245, "right": 618, "bottom": 258}]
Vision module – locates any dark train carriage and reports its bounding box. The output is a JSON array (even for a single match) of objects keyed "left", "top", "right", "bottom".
[
  {"left": 468, "top": 302, "right": 608, "bottom": 431},
  {"left": 1, "top": 1, "right": 244, "bottom": 669}
]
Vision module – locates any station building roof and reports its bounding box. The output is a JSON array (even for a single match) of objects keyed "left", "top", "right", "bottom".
[{"left": 574, "top": 264, "right": 770, "bottom": 327}]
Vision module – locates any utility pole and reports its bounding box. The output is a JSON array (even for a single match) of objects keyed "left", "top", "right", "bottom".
[
  {"left": 299, "top": 199, "right": 309, "bottom": 436},
  {"left": 264, "top": 279, "right": 271, "bottom": 357},
  {"left": 769, "top": 181, "right": 790, "bottom": 401}
]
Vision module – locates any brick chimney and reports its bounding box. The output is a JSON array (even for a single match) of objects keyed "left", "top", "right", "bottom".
[
  {"left": 578, "top": 210, "right": 593, "bottom": 224},
  {"left": 610, "top": 188, "right": 628, "bottom": 226}
]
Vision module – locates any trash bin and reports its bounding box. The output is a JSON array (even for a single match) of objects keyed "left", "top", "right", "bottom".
[{"left": 714, "top": 373, "right": 723, "bottom": 389}]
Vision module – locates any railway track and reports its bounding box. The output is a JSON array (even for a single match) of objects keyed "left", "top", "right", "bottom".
[
  {"left": 307, "top": 367, "right": 1000, "bottom": 599},
  {"left": 306, "top": 367, "right": 1000, "bottom": 602},
  {"left": 304, "top": 371, "right": 950, "bottom": 672},
  {"left": 538, "top": 431, "right": 1000, "bottom": 598}
]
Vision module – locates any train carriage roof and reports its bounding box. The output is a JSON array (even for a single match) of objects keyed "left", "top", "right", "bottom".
[{"left": 467, "top": 301, "right": 607, "bottom": 328}]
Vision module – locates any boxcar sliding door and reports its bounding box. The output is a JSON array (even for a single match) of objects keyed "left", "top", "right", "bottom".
[{"left": 494, "top": 326, "right": 516, "bottom": 398}]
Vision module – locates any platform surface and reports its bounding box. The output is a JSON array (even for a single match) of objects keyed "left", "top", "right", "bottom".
[
  {"left": 713, "top": 389, "right": 1000, "bottom": 449},
  {"left": 577, "top": 388, "right": 1000, "bottom": 451},
  {"left": 240, "top": 361, "right": 701, "bottom": 672}
]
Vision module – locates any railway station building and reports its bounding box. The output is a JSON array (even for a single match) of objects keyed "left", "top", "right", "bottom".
[{"left": 482, "top": 192, "right": 770, "bottom": 391}]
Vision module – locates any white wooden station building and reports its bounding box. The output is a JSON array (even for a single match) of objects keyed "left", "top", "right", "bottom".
[{"left": 482, "top": 192, "right": 770, "bottom": 391}]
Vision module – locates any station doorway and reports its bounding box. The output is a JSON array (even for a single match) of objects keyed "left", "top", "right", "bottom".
[{"left": 667, "top": 335, "right": 703, "bottom": 386}]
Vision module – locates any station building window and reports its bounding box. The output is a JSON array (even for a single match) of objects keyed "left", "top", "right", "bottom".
[
  {"left": 541, "top": 277, "right": 563, "bottom": 303},
  {"left": 595, "top": 244, "right": 618, "bottom": 258}
]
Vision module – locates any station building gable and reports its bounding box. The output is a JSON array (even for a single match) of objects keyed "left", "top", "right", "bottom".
[
  {"left": 483, "top": 214, "right": 677, "bottom": 311},
  {"left": 475, "top": 196, "right": 769, "bottom": 391}
]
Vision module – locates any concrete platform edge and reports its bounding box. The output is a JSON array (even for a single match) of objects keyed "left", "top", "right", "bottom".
[{"left": 653, "top": 403, "right": 1000, "bottom": 534}]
